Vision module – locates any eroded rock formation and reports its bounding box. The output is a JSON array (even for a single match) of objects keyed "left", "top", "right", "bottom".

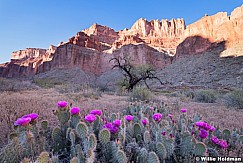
[{"left": 0, "top": 5, "right": 243, "bottom": 78}]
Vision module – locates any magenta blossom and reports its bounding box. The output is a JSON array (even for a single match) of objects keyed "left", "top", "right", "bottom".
[
  {"left": 199, "top": 129, "right": 208, "bottom": 139},
  {"left": 57, "top": 101, "right": 67, "bottom": 108},
  {"left": 84, "top": 114, "right": 96, "bottom": 123},
  {"left": 103, "top": 122, "right": 119, "bottom": 134},
  {"left": 162, "top": 131, "right": 166, "bottom": 136},
  {"left": 211, "top": 136, "right": 219, "bottom": 144},
  {"left": 169, "top": 133, "right": 174, "bottom": 138},
  {"left": 125, "top": 115, "right": 133, "bottom": 122},
  {"left": 90, "top": 110, "right": 102, "bottom": 116},
  {"left": 209, "top": 126, "right": 215, "bottom": 132},
  {"left": 70, "top": 107, "right": 80, "bottom": 115},
  {"left": 113, "top": 119, "right": 121, "bottom": 127},
  {"left": 22, "top": 113, "right": 38, "bottom": 121},
  {"left": 168, "top": 114, "right": 173, "bottom": 118},
  {"left": 181, "top": 108, "right": 187, "bottom": 113},
  {"left": 195, "top": 121, "right": 204, "bottom": 127},
  {"left": 219, "top": 140, "right": 228, "bottom": 148},
  {"left": 153, "top": 113, "right": 162, "bottom": 122},
  {"left": 203, "top": 123, "right": 211, "bottom": 130},
  {"left": 142, "top": 119, "right": 148, "bottom": 125},
  {"left": 14, "top": 117, "right": 31, "bottom": 126}
]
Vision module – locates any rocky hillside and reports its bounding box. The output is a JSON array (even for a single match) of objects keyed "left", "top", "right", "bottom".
[{"left": 0, "top": 5, "right": 243, "bottom": 89}]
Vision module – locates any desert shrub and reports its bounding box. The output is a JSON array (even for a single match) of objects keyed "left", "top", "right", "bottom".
[
  {"left": 33, "top": 77, "right": 63, "bottom": 89},
  {"left": 194, "top": 89, "right": 218, "bottom": 103},
  {"left": 0, "top": 78, "right": 37, "bottom": 91},
  {"left": 223, "top": 90, "right": 243, "bottom": 109},
  {"left": 1, "top": 101, "right": 242, "bottom": 162},
  {"left": 115, "top": 79, "right": 129, "bottom": 96},
  {"left": 129, "top": 86, "right": 152, "bottom": 101}
]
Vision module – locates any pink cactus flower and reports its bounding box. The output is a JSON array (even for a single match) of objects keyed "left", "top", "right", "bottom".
[
  {"left": 142, "top": 119, "right": 148, "bottom": 125},
  {"left": 113, "top": 119, "right": 121, "bottom": 127},
  {"left": 161, "top": 131, "right": 166, "bottom": 136},
  {"left": 103, "top": 122, "right": 119, "bottom": 134},
  {"left": 180, "top": 108, "right": 187, "bottom": 113},
  {"left": 168, "top": 114, "right": 173, "bottom": 118},
  {"left": 195, "top": 121, "right": 204, "bottom": 127},
  {"left": 211, "top": 136, "right": 219, "bottom": 144},
  {"left": 14, "top": 117, "right": 31, "bottom": 126},
  {"left": 22, "top": 113, "right": 38, "bottom": 121},
  {"left": 169, "top": 133, "right": 174, "bottom": 138},
  {"left": 90, "top": 110, "right": 102, "bottom": 116},
  {"left": 209, "top": 126, "right": 215, "bottom": 132},
  {"left": 70, "top": 107, "right": 80, "bottom": 115},
  {"left": 84, "top": 114, "right": 96, "bottom": 123},
  {"left": 199, "top": 129, "right": 208, "bottom": 139},
  {"left": 219, "top": 140, "right": 228, "bottom": 148},
  {"left": 152, "top": 113, "right": 162, "bottom": 122},
  {"left": 57, "top": 101, "right": 67, "bottom": 108},
  {"left": 125, "top": 115, "right": 133, "bottom": 122}
]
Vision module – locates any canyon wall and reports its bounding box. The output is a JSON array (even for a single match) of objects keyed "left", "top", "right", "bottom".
[{"left": 0, "top": 5, "right": 242, "bottom": 78}]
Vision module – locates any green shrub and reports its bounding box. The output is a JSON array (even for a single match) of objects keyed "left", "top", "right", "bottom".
[
  {"left": 194, "top": 89, "right": 218, "bottom": 103},
  {"left": 115, "top": 79, "right": 129, "bottom": 96},
  {"left": 223, "top": 90, "right": 243, "bottom": 109},
  {"left": 129, "top": 86, "right": 152, "bottom": 101},
  {"left": 33, "top": 78, "right": 63, "bottom": 89}
]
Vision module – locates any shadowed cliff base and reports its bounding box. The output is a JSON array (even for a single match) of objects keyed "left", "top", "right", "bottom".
[{"left": 175, "top": 35, "right": 226, "bottom": 59}]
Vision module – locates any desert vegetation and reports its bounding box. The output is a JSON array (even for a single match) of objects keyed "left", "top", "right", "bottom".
[
  {"left": 0, "top": 79, "right": 243, "bottom": 162},
  {"left": 0, "top": 99, "right": 242, "bottom": 162},
  {"left": 1, "top": 59, "right": 243, "bottom": 163}
]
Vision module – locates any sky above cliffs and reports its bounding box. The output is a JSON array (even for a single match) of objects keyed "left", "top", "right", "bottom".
[{"left": 0, "top": 0, "right": 242, "bottom": 64}]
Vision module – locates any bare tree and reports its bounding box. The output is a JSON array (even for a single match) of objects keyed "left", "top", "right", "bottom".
[{"left": 109, "top": 56, "right": 162, "bottom": 91}]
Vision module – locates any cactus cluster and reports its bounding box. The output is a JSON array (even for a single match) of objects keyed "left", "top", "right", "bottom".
[{"left": 0, "top": 100, "right": 242, "bottom": 162}]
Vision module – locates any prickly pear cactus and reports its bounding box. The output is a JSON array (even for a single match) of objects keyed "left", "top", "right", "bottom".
[
  {"left": 137, "top": 148, "right": 148, "bottom": 163},
  {"left": 86, "top": 149, "right": 95, "bottom": 163},
  {"left": 0, "top": 137, "right": 21, "bottom": 163},
  {"left": 143, "top": 130, "right": 150, "bottom": 144},
  {"left": 222, "top": 129, "right": 231, "bottom": 140},
  {"left": 51, "top": 127, "right": 63, "bottom": 152},
  {"left": 76, "top": 122, "right": 88, "bottom": 140},
  {"left": 41, "top": 120, "right": 49, "bottom": 130},
  {"left": 148, "top": 151, "right": 160, "bottom": 163},
  {"left": 156, "top": 142, "right": 167, "bottom": 161},
  {"left": 117, "top": 150, "right": 127, "bottom": 163},
  {"left": 55, "top": 109, "right": 70, "bottom": 125},
  {"left": 70, "top": 114, "right": 80, "bottom": 129},
  {"left": 194, "top": 142, "right": 206, "bottom": 156},
  {"left": 36, "top": 151, "right": 50, "bottom": 163},
  {"left": 99, "top": 128, "right": 111, "bottom": 144},
  {"left": 134, "top": 123, "right": 141, "bottom": 140},
  {"left": 88, "top": 134, "right": 97, "bottom": 150},
  {"left": 76, "top": 144, "right": 85, "bottom": 163}
]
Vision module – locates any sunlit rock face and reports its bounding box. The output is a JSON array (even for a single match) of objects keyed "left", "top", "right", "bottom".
[{"left": 1, "top": 5, "right": 243, "bottom": 77}]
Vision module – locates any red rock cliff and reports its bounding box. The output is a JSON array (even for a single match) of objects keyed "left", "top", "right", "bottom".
[{"left": 1, "top": 5, "right": 243, "bottom": 77}]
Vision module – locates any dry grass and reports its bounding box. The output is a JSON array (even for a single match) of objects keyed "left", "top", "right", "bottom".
[
  {"left": 156, "top": 95, "right": 243, "bottom": 130},
  {"left": 0, "top": 89, "right": 129, "bottom": 146}
]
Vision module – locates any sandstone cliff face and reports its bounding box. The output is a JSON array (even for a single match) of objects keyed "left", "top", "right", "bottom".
[
  {"left": 176, "top": 5, "right": 243, "bottom": 57},
  {"left": 1, "top": 5, "right": 243, "bottom": 78},
  {"left": 36, "top": 43, "right": 171, "bottom": 76}
]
